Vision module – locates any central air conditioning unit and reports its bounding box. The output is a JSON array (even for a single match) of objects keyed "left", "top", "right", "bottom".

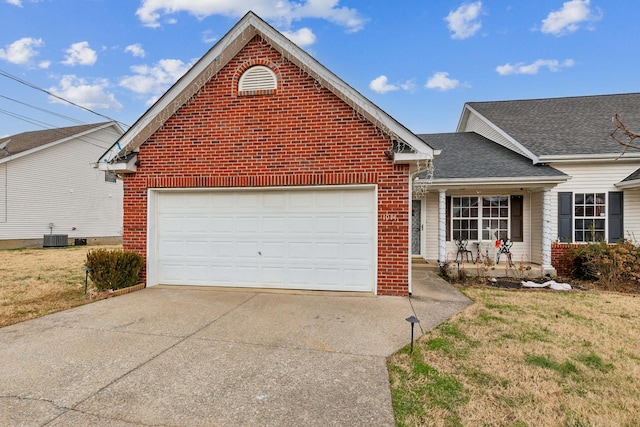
[{"left": 43, "top": 234, "right": 68, "bottom": 248}]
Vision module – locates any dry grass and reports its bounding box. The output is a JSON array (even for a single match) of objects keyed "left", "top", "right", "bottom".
[
  {"left": 389, "top": 286, "right": 640, "bottom": 427},
  {"left": 0, "top": 245, "right": 121, "bottom": 328}
]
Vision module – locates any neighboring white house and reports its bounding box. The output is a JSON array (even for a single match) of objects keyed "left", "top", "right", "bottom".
[
  {"left": 0, "top": 122, "right": 124, "bottom": 249},
  {"left": 413, "top": 93, "right": 640, "bottom": 274}
]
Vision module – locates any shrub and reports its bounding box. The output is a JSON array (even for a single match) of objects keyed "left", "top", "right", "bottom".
[
  {"left": 567, "top": 241, "right": 640, "bottom": 292},
  {"left": 85, "top": 248, "right": 144, "bottom": 292}
]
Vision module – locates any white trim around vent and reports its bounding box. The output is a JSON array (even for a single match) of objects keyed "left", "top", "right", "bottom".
[{"left": 238, "top": 65, "right": 277, "bottom": 92}]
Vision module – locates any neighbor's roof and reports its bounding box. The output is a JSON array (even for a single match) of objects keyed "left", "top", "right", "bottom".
[
  {"left": 99, "top": 11, "right": 433, "bottom": 166},
  {"left": 460, "top": 93, "right": 640, "bottom": 161},
  {"left": 417, "top": 132, "right": 568, "bottom": 185},
  {"left": 0, "top": 122, "right": 115, "bottom": 160}
]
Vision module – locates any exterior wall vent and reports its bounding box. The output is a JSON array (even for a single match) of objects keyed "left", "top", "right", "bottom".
[
  {"left": 43, "top": 234, "right": 68, "bottom": 247},
  {"left": 238, "top": 66, "right": 277, "bottom": 92}
]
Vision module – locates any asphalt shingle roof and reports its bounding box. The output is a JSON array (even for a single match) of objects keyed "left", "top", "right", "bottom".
[
  {"left": 418, "top": 132, "right": 567, "bottom": 180},
  {"left": 622, "top": 168, "right": 640, "bottom": 182},
  {"left": 0, "top": 123, "right": 106, "bottom": 160},
  {"left": 467, "top": 93, "right": 640, "bottom": 157}
]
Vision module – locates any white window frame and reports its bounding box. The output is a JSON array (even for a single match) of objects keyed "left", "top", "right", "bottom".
[
  {"left": 574, "top": 192, "right": 606, "bottom": 242},
  {"left": 451, "top": 195, "right": 510, "bottom": 242}
]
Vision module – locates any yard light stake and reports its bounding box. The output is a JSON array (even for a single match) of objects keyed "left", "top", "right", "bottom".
[
  {"left": 405, "top": 315, "right": 420, "bottom": 352},
  {"left": 82, "top": 267, "right": 90, "bottom": 295}
]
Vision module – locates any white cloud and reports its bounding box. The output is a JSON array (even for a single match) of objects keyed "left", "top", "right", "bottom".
[
  {"left": 0, "top": 37, "right": 43, "bottom": 64},
  {"left": 135, "top": 0, "right": 365, "bottom": 32},
  {"left": 62, "top": 41, "right": 97, "bottom": 66},
  {"left": 119, "top": 58, "right": 192, "bottom": 104},
  {"left": 38, "top": 60, "right": 51, "bottom": 69},
  {"left": 400, "top": 80, "right": 417, "bottom": 92},
  {"left": 369, "top": 75, "right": 399, "bottom": 94},
  {"left": 124, "top": 43, "right": 146, "bottom": 58},
  {"left": 496, "top": 59, "right": 575, "bottom": 75},
  {"left": 49, "top": 75, "right": 123, "bottom": 110},
  {"left": 541, "top": 0, "right": 600, "bottom": 36},
  {"left": 369, "top": 75, "right": 416, "bottom": 94},
  {"left": 281, "top": 27, "right": 316, "bottom": 47},
  {"left": 445, "top": 1, "right": 483, "bottom": 40},
  {"left": 425, "top": 72, "right": 462, "bottom": 91},
  {"left": 5, "top": 0, "right": 22, "bottom": 6}
]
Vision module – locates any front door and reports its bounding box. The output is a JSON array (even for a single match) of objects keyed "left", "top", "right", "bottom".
[{"left": 411, "top": 200, "right": 421, "bottom": 255}]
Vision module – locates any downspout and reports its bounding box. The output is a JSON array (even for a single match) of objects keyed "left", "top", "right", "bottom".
[
  {"left": 528, "top": 190, "right": 532, "bottom": 262},
  {"left": 408, "top": 170, "right": 413, "bottom": 296}
]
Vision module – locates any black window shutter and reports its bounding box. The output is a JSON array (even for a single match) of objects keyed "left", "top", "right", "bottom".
[
  {"left": 608, "top": 191, "right": 624, "bottom": 243},
  {"left": 510, "top": 195, "right": 524, "bottom": 242},
  {"left": 446, "top": 196, "right": 451, "bottom": 241},
  {"left": 558, "top": 192, "right": 573, "bottom": 242}
]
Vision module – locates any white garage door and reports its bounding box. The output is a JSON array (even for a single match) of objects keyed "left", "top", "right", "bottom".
[{"left": 152, "top": 186, "right": 376, "bottom": 292}]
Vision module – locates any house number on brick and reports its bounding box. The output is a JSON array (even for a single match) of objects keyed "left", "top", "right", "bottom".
[{"left": 383, "top": 214, "right": 397, "bottom": 221}]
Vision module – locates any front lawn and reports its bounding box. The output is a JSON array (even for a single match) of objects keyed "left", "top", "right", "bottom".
[
  {"left": 389, "top": 286, "right": 640, "bottom": 426},
  {"left": 0, "top": 245, "right": 120, "bottom": 327}
]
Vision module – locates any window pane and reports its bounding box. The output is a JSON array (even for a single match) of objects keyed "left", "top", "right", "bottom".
[
  {"left": 575, "top": 206, "right": 584, "bottom": 216},
  {"left": 575, "top": 194, "right": 584, "bottom": 204},
  {"left": 585, "top": 194, "right": 594, "bottom": 204}
]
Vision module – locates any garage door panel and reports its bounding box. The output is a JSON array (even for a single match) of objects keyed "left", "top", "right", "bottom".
[
  {"left": 155, "top": 187, "right": 375, "bottom": 292},
  {"left": 236, "top": 216, "right": 259, "bottom": 233},
  {"left": 288, "top": 216, "right": 314, "bottom": 235},
  {"left": 185, "top": 216, "right": 209, "bottom": 233},
  {"left": 185, "top": 241, "right": 209, "bottom": 257}
]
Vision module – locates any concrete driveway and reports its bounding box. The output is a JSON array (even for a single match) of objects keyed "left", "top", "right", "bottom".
[{"left": 0, "top": 269, "right": 471, "bottom": 426}]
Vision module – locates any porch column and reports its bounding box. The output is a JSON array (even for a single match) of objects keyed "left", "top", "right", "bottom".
[
  {"left": 438, "top": 189, "right": 446, "bottom": 264},
  {"left": 541, "top": 188, "right": 554, "bottom": 271}
]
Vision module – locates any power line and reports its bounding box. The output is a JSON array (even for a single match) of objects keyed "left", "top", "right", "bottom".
[
  {"left": 0, "top": 93, "right": 88, "bottom": 126},
  {"left": 0, "top": 68, "right": 130, "bottom": 129}
]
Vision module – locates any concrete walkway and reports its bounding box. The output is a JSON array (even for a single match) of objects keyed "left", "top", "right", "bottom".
[{"left": 0, "top": 270, "right": 471, "bottom": 426}]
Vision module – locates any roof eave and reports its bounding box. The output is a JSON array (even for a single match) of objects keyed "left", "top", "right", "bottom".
[
  {"left": 393, "top": 152, "right": 433, "bottom": 164},
  {"left": 616, "top": 179, "right": 640, "bottom": 189},
  {"left": 538, "top": 153, "right": 640, "bottom": 163},
  {"left": 98, "top": 154, "right": 138, "bottom": 173},
  {"left": 417, "top": 175, "right": 570, "bottom": 188}
]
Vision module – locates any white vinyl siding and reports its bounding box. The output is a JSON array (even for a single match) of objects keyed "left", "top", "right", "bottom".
[
  {"left": 0, "top": 163, "right": 6, "bottom": 223},
  {"left": 625, "top": 190, "right": 640, "bottom": 243},
  {"left": 548, "top": 162, "right": 640, "bottom": 243},
  {"left": 424, "top": 192, "right": 439, "bottom": 260},
  {"left": 0, "top": 127, "right": 123, "bottom": 240},
  {"left": 529, "top": 191, "right": 543, "bottom": 265},
  {"left": 462, "top": 112, "right": 532, "bottom": 159}
]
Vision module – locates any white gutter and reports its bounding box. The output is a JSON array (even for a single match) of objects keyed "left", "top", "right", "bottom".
[{"left": 419, "top": 175, "right": 570, "bottom": 189}]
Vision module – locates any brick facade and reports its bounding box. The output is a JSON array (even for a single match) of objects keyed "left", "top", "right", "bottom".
[
  {"left": 551, "top": 243, "right": 581, "bottom": 276},
  {"left": 122, "top": 36, "right": 412, "bottom": 296}
]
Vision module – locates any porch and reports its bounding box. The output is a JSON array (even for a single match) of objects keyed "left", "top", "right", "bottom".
[{"left": 412, "top": 258, "right": 547, "bottom": 279}]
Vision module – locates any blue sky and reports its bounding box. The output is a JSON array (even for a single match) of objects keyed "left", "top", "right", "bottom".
[{"left": 1, "top": 0, "right": 638, "bottom": 138}]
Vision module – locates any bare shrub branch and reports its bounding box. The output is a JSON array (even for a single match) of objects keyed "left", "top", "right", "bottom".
[{"left": 611, "top": 113, "right": 640, "bottom": 155}]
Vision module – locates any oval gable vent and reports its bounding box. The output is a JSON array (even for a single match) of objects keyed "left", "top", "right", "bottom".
[{"left": 238, "top": 65, "right": 277, "bottom": 92}]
